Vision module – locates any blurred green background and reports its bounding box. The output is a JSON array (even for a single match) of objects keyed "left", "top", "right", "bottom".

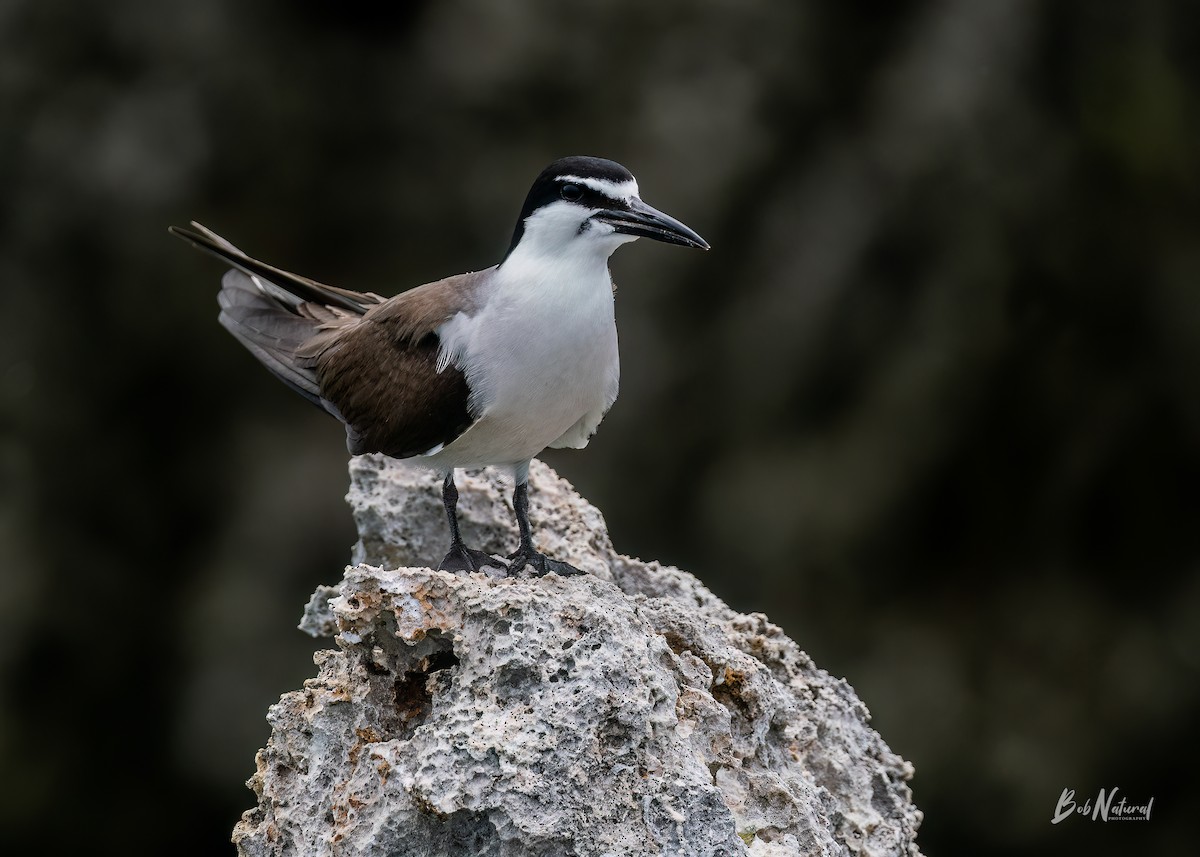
[{"left": 2, "top": 0, "right": 1196, "bottom": 854}]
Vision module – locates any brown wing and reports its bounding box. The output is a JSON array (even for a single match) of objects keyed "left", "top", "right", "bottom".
[
  {"left": 300, "top": 270, "right": 492, "bottom": 459},
  {"left": 172, "top": 221, "right": 493, "bottom": 461}
]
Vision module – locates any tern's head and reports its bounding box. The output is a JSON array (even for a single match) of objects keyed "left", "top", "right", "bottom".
[{"left": 504, "top": 156, "right": 709, "bottom": 262}]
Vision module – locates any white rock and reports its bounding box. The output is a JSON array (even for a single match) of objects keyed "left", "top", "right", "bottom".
[{"left": 233, "top": 456, "right": 923, "bottom": 856}]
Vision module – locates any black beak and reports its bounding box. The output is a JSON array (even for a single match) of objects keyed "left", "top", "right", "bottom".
[{"left": 594, "top": 198, "right": 710, "bottom": 250}]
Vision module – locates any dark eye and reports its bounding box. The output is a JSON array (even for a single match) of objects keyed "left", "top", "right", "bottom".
[{"left": 561, "top": 184, "right": 583, "bottom": 202}]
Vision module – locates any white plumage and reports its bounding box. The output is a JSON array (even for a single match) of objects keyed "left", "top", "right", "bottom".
[{"left": 425, "top": 200, "right": 629, "bottom": 475}]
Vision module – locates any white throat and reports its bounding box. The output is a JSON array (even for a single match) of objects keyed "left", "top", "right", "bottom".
[
  {"left": 505, "top": 199, "right": 638, "bottom": 268},
  {"left": 494, "top": 201, "right": 627, "bottom": 327}
]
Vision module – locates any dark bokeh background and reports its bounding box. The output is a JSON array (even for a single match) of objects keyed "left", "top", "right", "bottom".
[{"left": 2, "top": 0, "right": 1196, "bottom": 853}]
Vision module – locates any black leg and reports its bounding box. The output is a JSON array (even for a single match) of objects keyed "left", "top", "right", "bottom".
[
  {"left": 505, "top": 480, "right": 585, "bottom": 577},
  {"left": 513, "top": 479, "right": 534, "bottom": 554},
  {"left": 443, "top": 472, "right": 464, "bottom": 544},
  {"left": 437, "top": 472, "right": 499, "bottom": 573}
]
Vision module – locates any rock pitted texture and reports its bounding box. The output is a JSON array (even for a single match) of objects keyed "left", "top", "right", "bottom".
[{"left": 234, "top": 456, "right": 923, "bottom": 856}]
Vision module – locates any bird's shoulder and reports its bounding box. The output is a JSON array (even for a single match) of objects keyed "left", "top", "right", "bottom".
[
  {"left": 363, "top": 267, "right": 494, "bottom": 344},
  {"left": 303, "top": 268, "right": 493, "bottom": 459}
]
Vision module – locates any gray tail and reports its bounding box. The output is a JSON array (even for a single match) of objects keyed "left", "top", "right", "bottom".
[{"left": 169, "top": 222, "right": 379, "bottom": 414}]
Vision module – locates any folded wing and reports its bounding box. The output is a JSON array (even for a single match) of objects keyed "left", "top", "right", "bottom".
[{"left": 171, "top": 223, "right": 484, "bottom": 459}]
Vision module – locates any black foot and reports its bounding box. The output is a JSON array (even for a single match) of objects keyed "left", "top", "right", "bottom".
[
  {"left": 505, "top": 547, "right": 587, "bottom": 578},
  {"left": 438, "top": 544, "right": 502, "bottom": 574}
]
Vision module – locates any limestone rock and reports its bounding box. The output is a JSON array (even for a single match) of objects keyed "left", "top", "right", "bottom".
[{"left": 232, "top": 456, "right": 923, "bottom": 856}]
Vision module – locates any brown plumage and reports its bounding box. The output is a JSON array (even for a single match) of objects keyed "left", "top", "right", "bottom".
[
  {"left": 172, "top": 223, "right": 484, "bottom": 459},
  {"left": 302, "top": 272, "right": 490, "bottom": 457}
]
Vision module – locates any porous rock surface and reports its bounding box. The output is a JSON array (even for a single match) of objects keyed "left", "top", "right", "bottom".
[{"left": 234, "top": 456, "right": 923, "bottom": 856}]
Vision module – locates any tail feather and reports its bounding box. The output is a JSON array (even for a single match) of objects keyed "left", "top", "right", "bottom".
[
  {"left": 221, "top": 306, "right": 314, "bottom": 352},
  {"left": 169, "top": 222, "right": 385, "bottom": 314},
  {"left": 213, "top": 272, "right": 321, "bottom": 403},
  {"left": 171, "top": 223, "right": 378, "bottom": 419},
  {"left": 221, "top": 318, "right": 324, "bottom": 406},
  {"left": 217, "top": 272, "right": 321, "bottom": 349}
]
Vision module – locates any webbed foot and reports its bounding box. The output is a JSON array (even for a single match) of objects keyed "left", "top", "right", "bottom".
[
  {"left": 438, "top": 544, "right": 503, "bottom": 574},
  {"left": 505, "top": 547, "right": 587, "bottom": 578}
]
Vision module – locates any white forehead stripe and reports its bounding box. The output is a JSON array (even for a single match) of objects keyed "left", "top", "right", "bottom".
[{"left": 556, "top": 175, "right": 640, "bottom": 202}]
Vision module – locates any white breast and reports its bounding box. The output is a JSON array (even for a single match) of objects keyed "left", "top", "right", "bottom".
[{"left": 427, "top": 233, "right": 622, "bottom": 470}]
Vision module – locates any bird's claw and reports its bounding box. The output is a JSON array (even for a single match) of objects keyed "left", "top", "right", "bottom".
[
  {"left": 438, "top": 544, "right": 504, "bottom": 574},
  {"left": 505, "top": 547, "right": 587, "bottom": 578}
]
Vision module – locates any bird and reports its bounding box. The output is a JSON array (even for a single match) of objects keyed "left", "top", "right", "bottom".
[{"left": 171, "top": 156, "right": 708, "bottom": 577}]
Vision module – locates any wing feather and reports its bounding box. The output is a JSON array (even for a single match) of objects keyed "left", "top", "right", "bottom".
[
  {"left": 304, "top": 270, "right": 493, "bottom": 457},
  {"left": 172, "top": 223, "right": 491, "bottom": 460}
]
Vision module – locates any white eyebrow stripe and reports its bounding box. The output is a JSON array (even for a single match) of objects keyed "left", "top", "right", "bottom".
[{"left": 556, "top": 175, "right": 640, "bottom": 202}]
